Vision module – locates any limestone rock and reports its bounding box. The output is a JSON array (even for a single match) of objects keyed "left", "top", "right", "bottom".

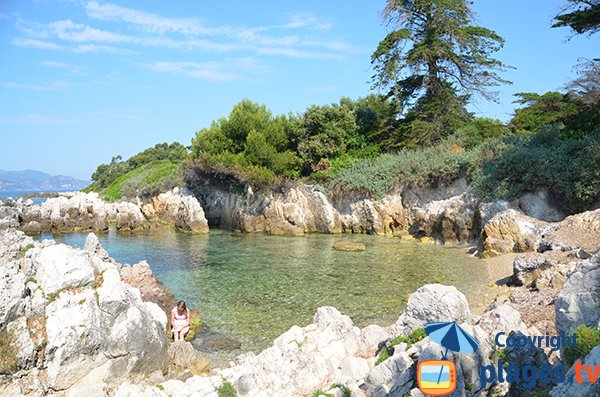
[
  {"left": 149, "top": 188, "right": 209, "bottom": 234},
  {"left": 481, "top": 209, "right": 543, "bottom": 256},
  {"left": 34, "top": 244, "right": 96, "bottom": 296},
  {"left": 333, "top": 240, "right": 366, "bottom": 252},
  {"left": 83, "top": 232, "right": 109, "bottom": 260},
  {"left": 408, "top": 194, "right": 478, "bottom": 243},
  {"left": 512, "top": 251, "right": 578, "bottom": 289},
  {"left": 336, "top": 195, "right": 405, "bottom": 236},
  {"left": 168, "top": 341, "right": 210, "bottom": 377},
  {"left": 0, "top": 228, "right": 169, "bottom": 395},
  {"left": 550, "top": 345, "right": 600, "bottom": 397},
  {"left": 555, "top": 256, "right": 600, "bottom": 334},
  {"left": 518, "top": 190, "right": 565, "bottom": 222},
  {"left": 393, "top": 284, "right": 471, "bottom": 334},
  {"left": 541, "top": 209, "right": 600, "bottom": 253},
  {"left": 363, "top": 349, "right": 414, "bottom": 397},
  {"left": 476, "top": 303, "right": 529, "bottom": 335}
]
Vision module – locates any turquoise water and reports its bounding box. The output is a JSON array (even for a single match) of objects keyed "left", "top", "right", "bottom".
[{"left": 42, "top": 228, "right": 487, "bottom": 359}]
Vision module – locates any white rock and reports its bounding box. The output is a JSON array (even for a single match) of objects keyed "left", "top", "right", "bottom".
[
  {"left": 555, "top": 256, "right": 600, "bottom": 334},
  {"left": 35, "top": 244, "right": 96, "bottom": 296},
  {"left": 393, "top": 284, "right": 471, "bottom": 334}
]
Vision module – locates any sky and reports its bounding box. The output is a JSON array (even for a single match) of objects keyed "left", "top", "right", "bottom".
[{"left": 0, "top": 0, "right": 597, "bottom": 180}]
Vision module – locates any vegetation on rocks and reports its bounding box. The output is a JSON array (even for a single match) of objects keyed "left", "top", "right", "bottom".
[
  {"left": 376, "top": 327, "right": 426, "bottom": 365},
  {"left": 84, "top": 143, "right": 186, "bottom": 201},
  {"left": 82, "top": 1, "right": 599, "bottom": 218},
  {"left": 216, "top": 380, "right": 237, "bottom": 397},
  {"left": 562, "top": 324, "right": 600, "bottom": 367}
]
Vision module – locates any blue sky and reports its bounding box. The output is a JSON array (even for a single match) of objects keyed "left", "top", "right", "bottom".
[{"left": 0, "top": 0, "right": 597, "bottom": 180}]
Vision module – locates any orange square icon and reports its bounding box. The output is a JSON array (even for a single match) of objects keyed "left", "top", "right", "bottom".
[{"left": 417, "top": 360, "right": 457, "bottom": 396}]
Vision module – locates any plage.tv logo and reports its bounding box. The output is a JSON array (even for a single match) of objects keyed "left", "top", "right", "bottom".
[{"left": 417, "top": 322, "right": 480, "bottom": 396}]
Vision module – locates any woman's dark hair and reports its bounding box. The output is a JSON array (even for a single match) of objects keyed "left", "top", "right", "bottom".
[{"left": 177, "top": 300, "right": 187, "bottom": 311}]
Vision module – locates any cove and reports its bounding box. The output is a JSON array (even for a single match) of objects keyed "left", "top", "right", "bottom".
[{"left": 41, "top": 228, "right": 492, "bottom": 363}]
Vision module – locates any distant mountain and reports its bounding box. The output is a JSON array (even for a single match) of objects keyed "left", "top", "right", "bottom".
[{"left": 0, "top": 169, "right": 89, "bottom": 192}]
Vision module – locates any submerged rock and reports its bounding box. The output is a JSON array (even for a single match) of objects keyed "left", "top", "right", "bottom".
[{"left": 333, "top": 240, "right": 366, "bottom": 252}]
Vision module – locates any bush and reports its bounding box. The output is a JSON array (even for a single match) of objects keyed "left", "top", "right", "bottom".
[
  {"left": 562, "top": 325, "right": 600, "bottom": 368},
  {"left": 190, "top": 99, "right": 301, "bottom": 187},
  {"left": 89, "top": 142, "right": 187, "bottom": 190},
  {"left": 509, "top": 92, "right": 581, "bottom": 133},
  {"left": 329, "top": 140, "right": 483, "bottom": 198},
  {"left": 471, "top": 126, "right": 600, "bottom": 213},
  {"left": 103, "top": 160, "right": 183, "bottom": 201},
  {"left": 216, "top": 381, "right": 237, "bottom": 397},
  {"left": 454, "top": 117, "right": 511, "bottom": 148},
  {"left": 376, "top": 328, "right": 426, "bottom": 365}
]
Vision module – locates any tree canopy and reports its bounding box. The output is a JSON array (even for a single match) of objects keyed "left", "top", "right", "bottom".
[
  {"left": 371, "top": 0, "right": 511, "bottom": 145},
  {"left": 553, "top": 0, "right": 600, "bottom": 36}
]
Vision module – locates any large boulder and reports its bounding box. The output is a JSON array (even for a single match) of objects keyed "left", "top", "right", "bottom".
[
  {"left": 540, "top": 209, "right": 600, "bottom": 253},
  {"left": 146, "top": 188, "right": 209, "bottom": 234},
  {"left": 0, "top": 229, "right": 169, "bottom": 395},
  {"left": 481, "top": 209, "right": 544, "bottom": 257},
  {"left": 363, "top": 348, "right": 414, "bottom": 397},
  {"left": 408, "top": 194, "right": 479, "bottom": 243},
  {"left": 512, "top": 251, "right": 579, "bottom": 289},
  {"left": 392, "top": 284, "right": 471, "bottom": 334},
  {"left": 518, "top": 189, "right": 566, "bottom": 222},
  {"left": 555, "top": 256, "right": 600, "bottom": 334},
  {"left": 476, "top": 303, "right": 530, "bottom": 335},
  {"left": 336, "top": 194, "right": 406, "bottom": 236}
]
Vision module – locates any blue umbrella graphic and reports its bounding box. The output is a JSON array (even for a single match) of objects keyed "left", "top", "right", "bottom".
[{"left": 424, "top": 322, "right": 480, "bottom": 384}]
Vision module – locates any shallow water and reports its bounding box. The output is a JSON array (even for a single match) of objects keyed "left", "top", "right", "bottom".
[{"left": 42, "top": 228, "right": 490, "bottom": 361}]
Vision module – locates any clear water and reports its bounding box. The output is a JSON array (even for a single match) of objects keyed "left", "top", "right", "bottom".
[{"left": 41, "top": 229, "right": 488, "bottom": 362}]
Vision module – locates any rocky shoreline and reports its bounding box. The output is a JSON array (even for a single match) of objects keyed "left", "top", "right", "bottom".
[
  {"left": 0, "top": 224, "right": 599, "bottom": 396},
  {"left": 2, "top": 181, "right": 599, "bottom": 258},
  {"left": 1, "top": 181, "right": 599, "bottom": 396},
  {"left": 0, "top": 187, "right": 208, "bottom": 235}
]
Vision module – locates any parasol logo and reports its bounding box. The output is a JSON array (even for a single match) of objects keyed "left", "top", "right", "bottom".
[{"left": 417, "top": 322, "right": 480, "bottom": 396}]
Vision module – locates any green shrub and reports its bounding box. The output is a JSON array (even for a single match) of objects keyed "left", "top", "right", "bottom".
[
  {"left": 471, "top": 126, "right": 600, "bottom": 213},
  {"left": 102, "top": 160, "right": 182, "bottom": 201},
  {"left": 216, "top": 381, "right": 237, "bottom": 397},
  {"left": 89, "top": 142, "right": 187, "bottom": 190},
  {"left": 311, "top": 390, "right": 333, "bottom": 397},
  {"left": 190, "top": 99, "right": 301, "bottom": 187},
  {"left": 509, "top": 91, "right": 581, "bottom": 133},
  {"left": 562, "top": 325, "right": 600, "bottom": 367},
  {"left": 454, "top": 117, "right": 511, "bottom": 148},
  {"left": 18, "top": 243, "right": 34, "bottom": 258},
  {"left": 329, "top": 140, "right": 482, "bottom": 198},
  {"left": 331, "top": 383, "right": 352, "bottom": 397},
  {"left": 528, "top": 392, "right": 551, "bottom": 397},
  {"left": 376, "top": 328, "right": 426, "bottom": 365}
]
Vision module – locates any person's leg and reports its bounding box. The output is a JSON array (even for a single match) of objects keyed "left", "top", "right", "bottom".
[{"left": 173, "top": 330, "right": 179, "bottom": 341}]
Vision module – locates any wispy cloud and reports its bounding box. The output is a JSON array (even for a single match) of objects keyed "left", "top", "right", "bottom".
[
  {"left": 0, "top": 80, "right": 73, "bottom": 91},
  {"left": 40, "top": 60, "right": 87, "bottom": 74},
  {"left": 85, "top": 1, "right": 225, "bottom": 36},
  {"left": 12, "top": 1, "right": 355, "bottom": 78},
  {"left": 279, "top": 13, "right": 333, "bottom": 30},
  {"left": 12, "top": 38, "right": 65, "bottom": 50},
  {"left": 148, "top": 58, "right": 259, "bottom": 82}
]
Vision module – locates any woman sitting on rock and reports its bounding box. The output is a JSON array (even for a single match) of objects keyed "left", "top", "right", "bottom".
[{"left": 171, "top": 300, "right": 190, "bottom": 341}]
